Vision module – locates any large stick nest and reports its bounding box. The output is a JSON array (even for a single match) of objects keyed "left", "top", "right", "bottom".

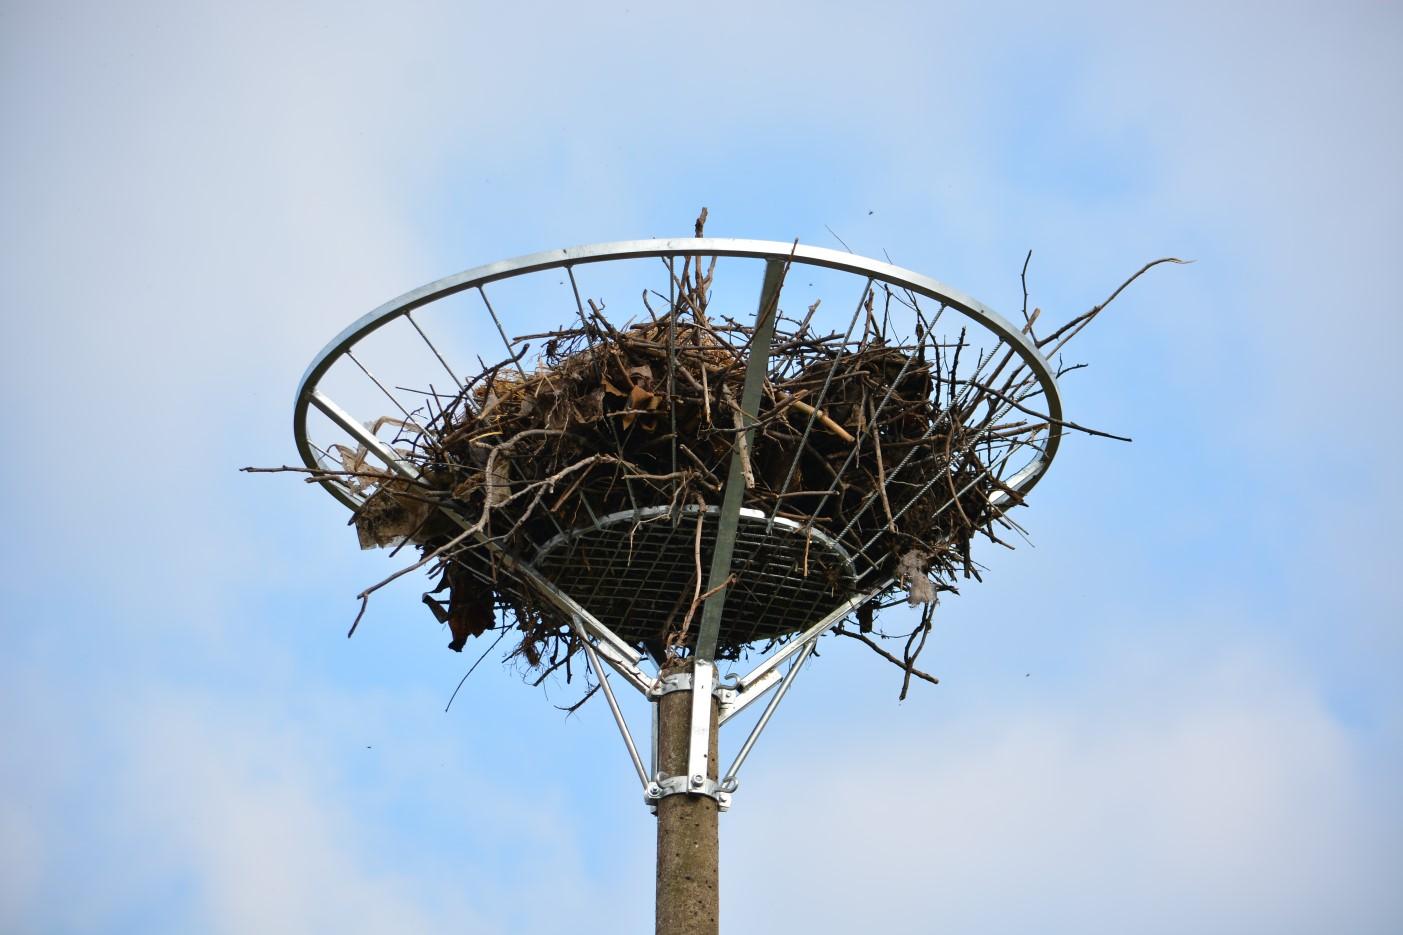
[{"left": 268, "top": 221, "right": 1181, "bottom": 698}]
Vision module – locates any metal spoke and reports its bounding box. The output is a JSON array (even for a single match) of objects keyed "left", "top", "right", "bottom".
[
  {"left": 404, "top": 310, "right": 464, "bottom": 389},
  {"left": 345, "top": 350, "right": 424, "bottom": 430},
  {"left": 477, "top": 285, "right": 526, "bottom": 377}
]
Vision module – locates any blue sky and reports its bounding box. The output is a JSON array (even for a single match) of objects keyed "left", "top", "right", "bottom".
[{"left": 3, "top": 2, "right": 1400, "bottom": 932}]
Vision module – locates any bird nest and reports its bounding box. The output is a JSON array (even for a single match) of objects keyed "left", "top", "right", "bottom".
[{"left": 262, "top": 219, "right": 1180, "bottom": 697}]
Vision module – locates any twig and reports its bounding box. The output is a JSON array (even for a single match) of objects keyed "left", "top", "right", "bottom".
[
  {"left": 444, "top": 628, "right": 508, "bottom": 711},
  {"left": 1038, "top": 257, "right": 1191, "bottom": 356},
  {"left": 835, "top": 627, "right": 940, "bottom": 689}
]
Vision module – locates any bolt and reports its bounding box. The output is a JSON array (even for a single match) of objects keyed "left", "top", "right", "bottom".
[{"left": 692, "top": 774, "right": 704, "bottom": 786}]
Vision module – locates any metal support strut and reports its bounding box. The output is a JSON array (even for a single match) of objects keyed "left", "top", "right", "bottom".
[{"left": 568, "top": 586, "right": 884, "bottom": 812}]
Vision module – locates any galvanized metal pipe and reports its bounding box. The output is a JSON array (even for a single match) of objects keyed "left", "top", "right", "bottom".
[
  {"left": 577, "top": 630, "right": 650, "bottom": 789},
  {"left": 694, "top": 258, "right": 786, "bottom": 662},
  {"left": 723, "top": 639, "right": 814, "bottom": 787}
]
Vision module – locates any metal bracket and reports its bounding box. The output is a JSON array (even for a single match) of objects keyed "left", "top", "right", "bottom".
[
  {"left": 649, "top": 671, "right": 695, "bottom": 697},
  {"left": 645, "top": 774, "right": 733, "bottom": 812},
  {"left": 714, "top": 685, "right": 740, "bottom": 722},
  {"left": 715, "top": 673, "right": 780, "bottom": 725},
  {"left": 686, "top": 660, "right": 716, "bottom": 796},
  {"left": 650, "top": 669, "right": 736, "bottom": 702},
  {"left": 587, "top": 625, "right": 854, "bottom": 812}
]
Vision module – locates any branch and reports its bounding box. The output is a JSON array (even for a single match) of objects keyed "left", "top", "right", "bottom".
[
  {"left": 1038, "top": 257, "right": 1191, "bottom": 355},
  {"left": 835, "top": 626, "right": 940, "bottom": 689}
]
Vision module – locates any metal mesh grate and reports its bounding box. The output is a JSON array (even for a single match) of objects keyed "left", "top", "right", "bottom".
[{"left": 531, "top": 506, "right": 860, "bottom": 650}]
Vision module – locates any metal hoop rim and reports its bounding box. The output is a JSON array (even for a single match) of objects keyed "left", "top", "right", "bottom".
[{"left": 293, "top": 237, "right": 1063, "bottom": 511}]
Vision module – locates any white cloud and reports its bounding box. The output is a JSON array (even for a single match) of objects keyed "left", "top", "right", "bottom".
[
  {"left": 725, "top": 644, "right": 1401, "bottom": 933},
  {"left": 0, "top": 666, "right": 641, "bottom": 935},
  {"left": 107, "top": 701, "right": 476, "bottom": 935}
]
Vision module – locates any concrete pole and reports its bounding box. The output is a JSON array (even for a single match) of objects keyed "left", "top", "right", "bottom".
[{"left": 655, "top": 660, "right": 720, "bottom": 935}]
